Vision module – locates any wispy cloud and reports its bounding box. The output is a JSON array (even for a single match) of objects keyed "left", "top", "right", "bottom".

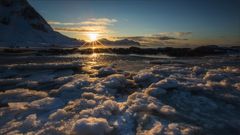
[
  {"left": 153, "top": 32, "right": 192, "bottom": 38},
  {"left": 48, "top": 18, "right": 117, "bottom": 26},
  {"left": 50, "top": 18, "right": 193, "bottom": 46},
  {"left": 114, "top": 32, "right": 192, "bottom": 45},
  {"left": 54, "top": 25, "right": 110, "bottom": 34},
  {"left": 50, "top": 18, "right": 117, "bottom": 36},
  {"left": 54, "top": 27, "right": 97, "bottom": 33},
  {"left": 48, "top": 21, "right": 80, "bottom": 26},
  {"left": 80, "top": 18, "right": 117, "bottom": 26}
]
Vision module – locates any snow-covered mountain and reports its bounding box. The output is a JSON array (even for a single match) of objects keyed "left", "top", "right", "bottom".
[{"left": 0, "top": 0, "right": 82, "bottom": 47}]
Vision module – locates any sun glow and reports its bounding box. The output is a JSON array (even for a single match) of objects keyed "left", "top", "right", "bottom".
[
  {"left": 80, "top": 33, "right": 106, "bottom": 49},
  {"left": 88, "top": 33, "right": 98, "bottom": 41}
]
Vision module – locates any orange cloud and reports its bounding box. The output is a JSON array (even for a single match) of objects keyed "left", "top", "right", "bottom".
[
  {"left": 80, "top": 18, "right": 117, "bottom": 26},
  {"left": 48, "top": 21, "right": 79, "bottom": 25},
  {"left": 48, "top": 18, "right": 117, "bottom": 26},
  {"left": 54, "top": 25, "right": 110, "bottom": 34},
  {"left": 50, "top": 18, "right": 117, "bottom": 39}
]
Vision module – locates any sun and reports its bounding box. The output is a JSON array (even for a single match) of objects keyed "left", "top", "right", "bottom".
[{"left": 88, "top": 33, "right": 98, "bottom": 41}]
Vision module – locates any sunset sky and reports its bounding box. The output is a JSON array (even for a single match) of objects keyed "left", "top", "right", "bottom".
[{"left": 28, "top": 0, "right": 240, "bottom": 47}]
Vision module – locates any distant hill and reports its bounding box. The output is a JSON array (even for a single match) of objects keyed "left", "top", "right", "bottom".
[
  {"left": 98, "top": 38, "right": 140, "bottom": 46},
  {"left": 0, "top": 0, "right": 83, "bottom": 47}
]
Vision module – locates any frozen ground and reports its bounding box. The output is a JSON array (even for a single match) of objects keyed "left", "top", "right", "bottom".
[{"left": 0, "top": 53, "right": 240, "bottom": 135}]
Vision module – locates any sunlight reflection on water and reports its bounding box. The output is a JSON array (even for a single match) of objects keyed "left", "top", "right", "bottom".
[
  {"left": 0, "top": 53, "right": 172, "bottom": 72},
  {"left": 90, "top": 53, "right": 98, "bottom": 58},
  {"left": 81, "top": 53, "right": 161, "bottom": 72}
]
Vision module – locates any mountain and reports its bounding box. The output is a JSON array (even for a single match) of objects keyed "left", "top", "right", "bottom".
[
  {"left": 0, "top": 0, "right": 82, "bottom": 47},
  {"left": 98, "top": 38, "right": 140, "bottom": 46}
]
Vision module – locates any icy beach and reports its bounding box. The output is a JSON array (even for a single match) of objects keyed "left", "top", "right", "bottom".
[{"left": 0, "top": 53, "right": 240, "bottom": 135}]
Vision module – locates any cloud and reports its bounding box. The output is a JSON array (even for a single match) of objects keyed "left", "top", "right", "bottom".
[
  {"left": 48, "top": 21, "right": 79, "bottom": 26},
  {"left": 80, "top": 18, "right": 117, "bottom": 26},
  {"left": 51, "top": 18, "right": 117, "bottom": 36},
  {"left": 157, "top": 36, "right": 177, "bottom": 40},
  {"left": 114, "top": 35, "right": 179, "bottom": 42},
  {"left": 54, "top": 27, "right": 97, "bottom": 33},
  {"left": 153, "top": 32, "right": 192, "bottom": 38},
  {"left": 54, "top": 25, "right": 110, "bottom": 34},
  {"left": 113, "top": 32, "right": 192, "bottom": 45},
  {"left": 50, "top": 18, "right": 192, "bottom": 46},
  {"left": 176, "top": 32, "right": 192, "bottom": 37},
  {"left": 48, "top": 18, "right": 117, "bottom": 26}
]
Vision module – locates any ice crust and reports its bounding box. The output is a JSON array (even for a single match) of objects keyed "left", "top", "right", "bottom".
[{"left": 0, "top": 58, "right": 240, "bottom": 135}]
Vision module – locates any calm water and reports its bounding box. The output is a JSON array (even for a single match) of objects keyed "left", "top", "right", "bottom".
[
  {"left": 0, "top": 53, "right": 239, "bottom": 73},
  {"left": 0, "top": 53, "right": 173, "bottom": 72}
]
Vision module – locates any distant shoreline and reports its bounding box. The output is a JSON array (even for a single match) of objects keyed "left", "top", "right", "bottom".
[{"left": 0, "top": 45, "right": 239, "bottom": 57}]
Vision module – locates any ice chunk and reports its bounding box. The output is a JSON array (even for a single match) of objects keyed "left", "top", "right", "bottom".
[
  {"left": 159, "top": 105, "right": 176, "bottom": 115},
  {"left": 234, "top": 83, "right": 240, "bottom": 91},
  {"left": 204, "top": 71, "right": 228, "bottom": 81},
  {"left": 144, "top": 122, "right": 163, "bottom": 135},
  {"left": 35, "top": 127, "right": 64, "bottom": 135},
  {"left": 98, "top": 67, "right": 116, "bottom": 77},
  {"left": 8, "top": 102, "right": 28, "bottom": 109},
  {"left": 145, "top": 87, "right": 167, "bottom": 97},
  {"left": 81, "top": 92, "right": 95, "bottom": 99},
  {"left": 0, "top": 89, "right": 48, "bottom": 104},
  {"left": 101, "top": 74, "right": 128, "bottom": 89},
  {"left": 22, "top": 114, "right": 40, "bottom": 128},
  {"left": 53, "top": 75, "right": 91, "bottom": 100},
  {"left": 48, "top": 109, "right": 68, "bottom": 120},
  {"left": 144, "top": 122, "right": 199, "bottom": 135},
  {"left": 97, "top": 74, "right": 133, "bottom": 94},
  {"left": 72, "top": 117, "right": 113, "bottom": 135},
  {"left": 102, "top": 100, "right": 119, "bottom": 113},
  {"left": 30, "top": 97, "right": 64, "bottom": 110},
  {"left": 223, "top": 66, "right": 240, "bottom": 73},
  {"left": 192, "top": 66, "right": 206, "bottom": 75},
  {"left": 127, "top": 92, "right": 163, "bottom": 113},
  {"left": 133, "top": 72, "right": 158, "bottom": 87},
  {"left": 205, "top": 79, "right": 232, "bottom": 90},
  {"left": 153, "top": 78, "right": 179, "bottom": 89}
]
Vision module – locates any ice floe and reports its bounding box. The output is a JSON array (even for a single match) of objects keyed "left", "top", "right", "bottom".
[{"left": 0, "top": 55, "right": 239, "bottom": 135}]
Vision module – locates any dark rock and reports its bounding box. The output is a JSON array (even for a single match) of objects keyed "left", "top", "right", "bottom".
[
  {"left": 0, "top": 16, "right": 10, "bottom": 25},
  {"left": 31, "top": 23, "right": 48, "bottom": 32},
  {"left": 0, "top": 0, "right": 13, "bottom": 7}
]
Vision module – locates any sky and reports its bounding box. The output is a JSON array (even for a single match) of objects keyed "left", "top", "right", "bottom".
[{"left": 28, "top": 0, "right": 240, "bottom": 47}]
